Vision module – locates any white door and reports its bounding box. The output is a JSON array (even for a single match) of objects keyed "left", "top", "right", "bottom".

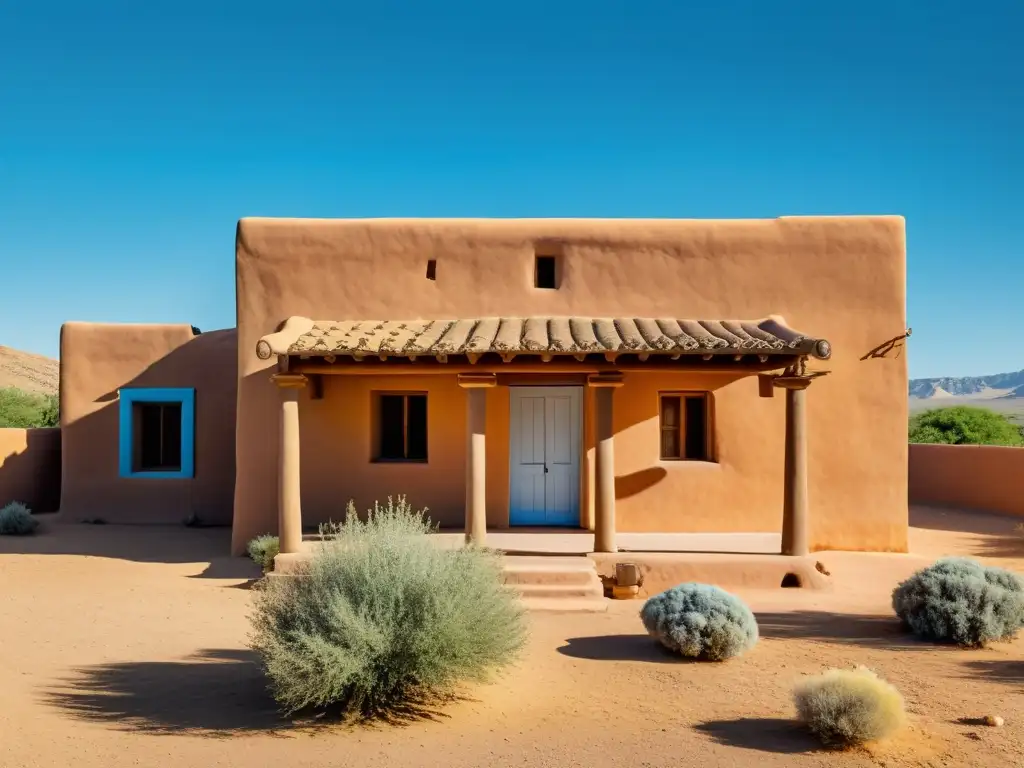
[{"left": 509, "top": 387, "right": 582, "bottom": 526}]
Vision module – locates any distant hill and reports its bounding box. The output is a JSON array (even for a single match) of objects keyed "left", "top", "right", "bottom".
[
  {"left": 909, "top": 369, "right": 1024, "bottom": 400},
  {"left": 0, "top": 346, "right": 59, "bottom": 396}
]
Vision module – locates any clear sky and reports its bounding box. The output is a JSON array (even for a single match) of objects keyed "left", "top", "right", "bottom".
[{"left": 1, "top": 1, "right": 1019, "bottom": 379}]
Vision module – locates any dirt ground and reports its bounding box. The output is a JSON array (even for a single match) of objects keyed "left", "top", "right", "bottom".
[{"left": 1, "top": 507, "right": 1022, "bottom": 768}]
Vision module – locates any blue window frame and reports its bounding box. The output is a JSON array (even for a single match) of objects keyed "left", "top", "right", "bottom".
[{"left": 118, "top": 388, "right": 195, "bottom": 478}]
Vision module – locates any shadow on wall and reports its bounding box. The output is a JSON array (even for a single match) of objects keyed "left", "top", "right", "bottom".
[
  {"left": 60, "top": 329, "right": 238, "bottom": 527},
  {"left": 615, "top": 467, "right": 668, "bottom": 500},
  {"left": 0, "top": 428, "right": 61, "bottom": 512}
]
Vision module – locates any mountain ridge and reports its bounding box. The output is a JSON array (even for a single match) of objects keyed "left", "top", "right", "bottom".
[{"left": 909, "top": 369, "right": 1024, "bottom": 400}]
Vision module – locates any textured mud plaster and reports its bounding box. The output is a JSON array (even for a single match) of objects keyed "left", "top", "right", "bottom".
[
  {"left": 59, "top": 323, "right": 237, "bottom": 524},
  {"left": 231, "top": 216, "right": 908, "bottom": 556}
]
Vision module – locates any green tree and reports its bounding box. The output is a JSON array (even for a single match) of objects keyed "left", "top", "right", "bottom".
[
  {"left": 909, "top": 406, "right": 1024, "bottom": 447},
  {"left": 0, "top": 388, "right": 59, "bottom": 428},
  {"left": 37, "top": 394, "right": 60, "bottom": 427}
]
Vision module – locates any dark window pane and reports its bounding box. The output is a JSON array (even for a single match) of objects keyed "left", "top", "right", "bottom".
[
  {"left": 535, "top": 255, "right": 556, "bottom": 289},
  {"left": 161, "top": 404, "right": 182, "bottom": 469},
  {"left": 406, "top": 395, "right": 428, "bottom": 460},
  {"left": 684, "top": 396, "right": 708, "bottom": 460},
  {"left": 138, "top": 404, "right": 163, "bottom": 469},
  {"left": 379, "top": 395, "right": 406, "bottom": 459}
]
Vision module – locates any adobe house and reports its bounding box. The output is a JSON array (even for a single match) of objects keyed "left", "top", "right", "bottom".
[{"left": 58, "top": 217, "right": 909, "bottom": 559}]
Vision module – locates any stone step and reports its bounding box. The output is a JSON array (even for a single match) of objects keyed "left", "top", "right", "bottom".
[
  {"left": 519, "top": 596, "right": 609, "bottom": 613},
  {"left": 501, "top": 555, "right": 608, "bottom": 612},
  {"left": 500, "top": 555, "right": 601, "bottom": 586},
  {"left": 510, "top": 581, "right": 606, "bottom": 600}
]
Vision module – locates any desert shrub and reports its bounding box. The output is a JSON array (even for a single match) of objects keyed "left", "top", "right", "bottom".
[
  {"left": 794, "top": 666, "right": 906, "bottom": 746},
  {"left": 249, "top": 496, "right": 527, "bottom": 717},
  {"left": 909, "top": 405, "right": 1024, "bottom": 446},
  {"left": 891, "top": 557, "right": 1024, "bottom": 647},
  {"left": 247, "top": 534, "right": 280, "bottom": 572},
  {"left": 0, "top": 501, "right": 39, "bottom": 536},
  {"left": 639, "top": 582, "right": 758, "bottom": 660},
  {"left": 0, "top": 388, "right": 57, "bottom": 428}
]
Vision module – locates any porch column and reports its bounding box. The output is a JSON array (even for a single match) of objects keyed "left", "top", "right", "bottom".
[
  {"left": 588, "top": 373, "right": 623, "bottom": 553},
  {"left": 271, "top": 373, "right": 307, "bottom": 555},
  {"left": 458, "top": 374, "right": 496, "bottom": 547},
  {"left": 774, "top": 375, "right": 812, "bottom": 557}
]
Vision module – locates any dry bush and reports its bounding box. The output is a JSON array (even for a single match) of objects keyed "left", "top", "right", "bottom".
[
  {"left": 891, "top": 557, "right": 1024, "bottom": 647},
  {"left": 639, "top": 582, "right": 758, "bottom": 661},
  {"left": 246, "top": 534, "right": 279, "bottom": 572},
  {"left": 794, "top": 666, "right": 906, "bottom": 746},
  {"left": 0, "top": 501, "right": 38, "bottom": 536},
  {"left": 249, "top": 496, "right": 526, "bottom": 718}
]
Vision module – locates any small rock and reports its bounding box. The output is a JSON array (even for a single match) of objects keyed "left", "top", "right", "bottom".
[{"left": 984, "top": 715, "right": 1005, "bottom": 728}]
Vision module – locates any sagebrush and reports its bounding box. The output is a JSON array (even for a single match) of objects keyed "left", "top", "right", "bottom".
[
  {"left": 891, "top": 557, "right": 1024, "bottom": 647},
  {"left": 639, "top": 582, "right": 758, "bottom": 660},
  {"left": 794, "top": 666, "right": 905, "bottom": 746},
  {"left": 247, "top": 534, "right": 279, "bottom": 572},
  {"left": 0, "top": 501, "right": 39, "bottom": 536},
  {"left": 249, "top": 496, "right": 527, "bottom": 717}
]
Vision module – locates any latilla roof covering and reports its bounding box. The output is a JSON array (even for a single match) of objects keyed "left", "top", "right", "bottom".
[{"left": 256, "top": 316, "right": 832, "bottom": 360}]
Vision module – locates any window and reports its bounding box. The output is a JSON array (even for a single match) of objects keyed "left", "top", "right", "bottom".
[
  {"left": 534, "top": 255, "right": 557, "bottom": 289},
  {"left": 135, "top": 402, "right": 182, "bottom": 471},
  {"left": 659, "top": 393, "right": 711, "bottom": 461},
  {"left": 425, "top": 259, "right": 437, "bottom": 280},
  {"left": 376, "top": 393, "right": 428, "bottom": 461},
  {"left": 118, "top": 387, "right": 195, "bottom": 478}
]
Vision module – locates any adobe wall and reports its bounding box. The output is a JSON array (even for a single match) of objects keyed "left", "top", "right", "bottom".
[
  {"left": 0, "top": 428, "right": 61, "bottom": 513},
  {"left": 909, "top": 443, "right": 1024, "bottom": 517},
  {"left": 60, "top": 323, "right": 237, "bottom": 525},
  {"left": 297, "top": 369, "right": 812, "bottom": 539},
  {"left": 233, "top": 216, "right": 908, "bottom": 554}
]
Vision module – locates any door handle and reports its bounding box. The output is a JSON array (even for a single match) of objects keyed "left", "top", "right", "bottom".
[{"left": 544, "top": 465, "right": 549, "bottom": 474}]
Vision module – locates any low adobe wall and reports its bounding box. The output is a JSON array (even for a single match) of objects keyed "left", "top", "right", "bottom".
[
  {"left": 0, "top": 428, "right": 61, "bottom": 513},
  {"left": 909, "top": 443, "right": 1024, "bottom": 517}
]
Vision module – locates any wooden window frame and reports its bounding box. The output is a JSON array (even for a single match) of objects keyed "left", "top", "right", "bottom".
[
  {"left": 658, "top": 392, "right": 714, "bottom": 462},
  {"left": 372, "top": 392, "right": 429, "bottom": 463}
]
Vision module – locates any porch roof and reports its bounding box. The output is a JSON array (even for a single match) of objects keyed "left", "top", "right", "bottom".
[{"left": 256, "top": 315, "right": 832, "bottom": 361}]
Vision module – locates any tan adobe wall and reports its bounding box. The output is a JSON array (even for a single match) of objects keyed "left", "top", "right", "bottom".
[
  {"left": 299, "top": 369, "right": 823, "bottom": 538},
  {"left": 0, "top": 428, "right": 61, "bottom": 513},
  {"left": 60, "top": 323, "right": 237, "bottom": 524},
  {"left": 234, "top": 216, "right": 908, "bottom": 555},
  {"left": 909, "top": 443, "right": 1024, "bottom": 517}
]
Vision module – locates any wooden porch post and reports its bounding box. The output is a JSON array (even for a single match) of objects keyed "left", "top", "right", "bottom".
[
  {"left": 458, "top": 374, "right": 496, "bottom": 546},
  {"left": 773, "top": 373, "right": 814, "bottom": 557},
  {"left": 271, "top": 373, "right": 307, "bottom": 555},
  {"left": 588, "top": 373, "right": 623, "bottom": 553}
]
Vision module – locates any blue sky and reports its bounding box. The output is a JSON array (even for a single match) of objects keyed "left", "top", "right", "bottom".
[{"left": 0, "top": 1, "right": 1019, "bottom": 379}]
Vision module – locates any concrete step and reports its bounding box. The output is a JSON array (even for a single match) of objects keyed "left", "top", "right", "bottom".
[
  {"left": 500, "top": 555, "right": 602, "bottom": 586},
  {"left": 510, "top": 581, "right": 605, "bottom": 600},
  {"left": 519, "top": 596, "right": 609, "bottom": 613},
  {"left": 502, "top": 555, "right": 608, "bottom": 612}
]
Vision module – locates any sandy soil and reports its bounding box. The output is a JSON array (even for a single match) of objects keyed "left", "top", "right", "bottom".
[
  {"left": 1, "top": 507, "right": 1022, "bottom": 768},
  {"left": 0, "top": 345, "right": 59, "bottom": 396}
]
